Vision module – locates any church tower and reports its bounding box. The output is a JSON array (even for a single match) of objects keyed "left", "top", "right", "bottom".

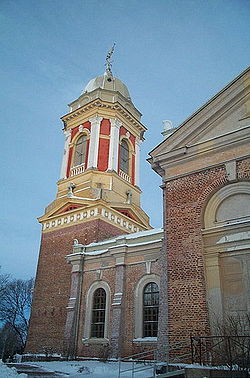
[{"left": 26, "top": 52, "right": 151, "bottom": 354}]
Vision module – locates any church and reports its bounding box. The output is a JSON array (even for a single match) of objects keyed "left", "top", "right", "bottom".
[{"left": 25, "top": 60, "right": 250, "bottom": 361}]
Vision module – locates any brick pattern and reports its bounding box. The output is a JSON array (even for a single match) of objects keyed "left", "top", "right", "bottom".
[
  {"left": 164, "top": 166, "right": 227, "bottom": 342},
  {"left": 75, "top": 260, "right": 160, "bottom": 358},
  {"left": 25, "top": 219, "right": 126, "bottom": 354},
  {"left": 27, "top": 156, "right": 250, "bottom": 358},
  {"left": 237, "top": 157, "right": 250, "bottom": 180},
  {"left": 161, "top": 159, "right": 250, "bottom": 346}
]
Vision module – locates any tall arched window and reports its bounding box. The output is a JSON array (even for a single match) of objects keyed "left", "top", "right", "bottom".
[
  {"left": 143, "top": 282, "right": 159, "bottom": 337},
  {"left": 120, "top": 139, "right": 129, "bottom": 174},
  {"left": 74, "top": 135, "right": 87, "bottom": 167},
  {"left": 91, "top": 288, "right": 106, "bottom": 338}
]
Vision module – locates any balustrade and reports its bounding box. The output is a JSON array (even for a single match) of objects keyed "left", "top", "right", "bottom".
[
  {"left": 119, "top": 169, "right": 131, "bottom": 183},
  {"left": 70, "top": 164, "right": 85, "bottom": 177}
]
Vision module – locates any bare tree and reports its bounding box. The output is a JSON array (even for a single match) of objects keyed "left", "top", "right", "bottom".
[
  {"left": 0, "top": 268, "right": 9, "bottom": 300},
  {"left": 212, "top": 314, "right": 250, "bottom": 371},
  {"left": 0, "top": 277, "right": 34, "bottom": 350},
  {"left": 0, "top": 322, "right": 22, "bottom": 360}
]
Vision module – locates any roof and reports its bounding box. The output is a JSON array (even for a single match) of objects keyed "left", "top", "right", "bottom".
[{"left": 83, "top": 72, "right": 131, "bottom": 100}]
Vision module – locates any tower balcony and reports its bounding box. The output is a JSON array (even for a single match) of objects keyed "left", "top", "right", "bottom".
[
  {"left": 119, "top": 169, "right": 131, "bottom": 183},
  {"left": 70, "top": 164, "right": 85, "bottom": 177}
]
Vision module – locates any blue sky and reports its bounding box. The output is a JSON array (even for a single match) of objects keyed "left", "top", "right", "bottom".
[{"left": 1, "top": 0, "right": 249, "bottom": 279}]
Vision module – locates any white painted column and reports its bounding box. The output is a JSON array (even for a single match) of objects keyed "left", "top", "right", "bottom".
[
  {"left": 135, "top": 138, "right": 141, "bottom": 187},
  {"left": 87, "top": 115, "right": 102, "bottom": 169},
  {"left": 59, "top": 130, "right": 71, "bottom": 179},
  {"left": 108, "top": 118, "right": 122, "bottom": 172}
]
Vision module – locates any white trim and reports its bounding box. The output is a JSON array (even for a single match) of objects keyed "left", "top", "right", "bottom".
[
  {"left": 59, "top": 130, "right": 71, "bottom": 179},
  {"left": 83, "top": 281, "right": 111, "bottom": 341},
  {"left": 87, "top": 116, "right": 102, "bottom": 169},
  {"left": 134, "top": 274, "right": 160, "bottom": 339},
  {"left": 135, "top": 138, "right": 141, "bottom": 187},
  {"left": 108, "top": 118, "right": 122, "bottom": 171},
  {"left": 204, "top": 182, "right": 250, "bottom": 228}
]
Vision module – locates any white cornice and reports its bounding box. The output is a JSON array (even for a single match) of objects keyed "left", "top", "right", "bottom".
[
  {"left": 150, "top": 67, "right": 250, "bottom": 158},
  {"left": 40, "top": 203, "right": 150, "bottom": 234},
  {"left": 150, "top": 125, "right": 250, "bottom": 179},
  {"left": 61, "top": 99, "right": 147, "bottom": 133}
]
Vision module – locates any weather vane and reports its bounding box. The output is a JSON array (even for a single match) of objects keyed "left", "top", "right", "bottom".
[{"left": 105, "top": 43, "right": 116, "bottom": 77}]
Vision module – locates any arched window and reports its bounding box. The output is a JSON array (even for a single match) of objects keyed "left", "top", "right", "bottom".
[
  {"left": 143, "top": 282, "right": 159, "bottom": 337},
  {"left": 120, "top": 139, "right": 129, "bottom": 174},
  {"left": 74, "top": 135, "right": 87, "bottom": 167},
  {"left": 91, "top": 288, "right": 106, "bottom": 338}
]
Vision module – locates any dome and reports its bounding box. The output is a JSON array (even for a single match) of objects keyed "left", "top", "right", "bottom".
[{"left": 83, "top": 73, "right": 131, "bottom": 100}]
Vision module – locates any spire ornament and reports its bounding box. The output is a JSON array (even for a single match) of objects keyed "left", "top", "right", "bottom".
[{"left": 105, "top": 43, "right": 116, "bottom": 78}]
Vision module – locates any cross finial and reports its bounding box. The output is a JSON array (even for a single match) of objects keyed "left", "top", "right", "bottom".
[{"left": 105, "top": 43, "right": 116, "bottom": 77}]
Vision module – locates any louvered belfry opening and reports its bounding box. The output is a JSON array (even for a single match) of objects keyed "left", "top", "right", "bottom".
[
  {"left": 143, "top": 282, "right": 159, "bottom": 337},
  {"left": 91, "top": 288, "right": 106, "bottom": 338}
]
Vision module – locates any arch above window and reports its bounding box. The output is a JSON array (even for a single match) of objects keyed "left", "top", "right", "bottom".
[
  {"left": 73, "top": 134, "right": 87, "bottom": 167},
  {"left": 134, "top": 274, "right": 160, "bottom": 340},
  {"left": 83, "top": 281, "right": 110, "bottom": 343},
  {"left": 143, "top": 282, "right": 159, "bottom": 338},
  {"left": 119, "top": 139, "right": 129, "bottom": 174},
  {"left": 204, "top": 182, "right": 250, "bottom": 228},
  {"left": 91, "top": 288, "right": 106, "bottom": 338}
]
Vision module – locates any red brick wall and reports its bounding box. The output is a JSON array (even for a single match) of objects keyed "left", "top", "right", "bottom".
[
  {"left": 97, "top": 138, "right": 109, "bottom": 171},
  {"left": 77, "top": 268, "right": 116, "bottom": 358},
  {"left": 75, "top": 260, "right": 160, "bottom": 358},
  {"left": 25, "top": 219, "right": 127, "bottom": 354},
  {"left": 165, "top": 166, "right": 227, "bottom": 342},
  {"left": 237, "top": 157, "right": 250, "bottom": 180},
  {"left": 100, "top": 119, "right": 110, "bottom": 135},
  {"left": 164, "top": 158, "right": 250, "bottom": 343},
  {"left": 123, "top": 262, "right": 160, "bottom": 357}
]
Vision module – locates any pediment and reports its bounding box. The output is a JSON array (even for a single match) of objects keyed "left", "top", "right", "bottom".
[
  {"left": 111, "top": 206, "right": 143, "bottom": 225},
  {"left": 52, "top": 202, "right": 86, "bottom": 216},
  {"left": 151, "top": 68, "right": 250, "bottom": 157},
  {"left": 40, "top": 199, "right": 91, "bottom": 221}
]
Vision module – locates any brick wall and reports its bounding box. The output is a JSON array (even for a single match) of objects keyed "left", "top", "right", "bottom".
[
  {"left": 25, "top": 219, "right": 127, "bottom": 354},
  {"left": 74, "top": 260, "right": 160, "bottom": 358},
  {"left": 164, "top": 165, "right": 227, "bottom": 341},
  {"left": 162, "top": 157, "right": 250, "bottom": 344}
]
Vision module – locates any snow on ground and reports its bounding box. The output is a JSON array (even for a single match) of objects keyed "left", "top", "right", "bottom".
[
  {"left": 26, "top": 360, "right": 155, "bottom": 377},
  {"left": 0, "top": 361, "right": 27, "bottom": 377}
]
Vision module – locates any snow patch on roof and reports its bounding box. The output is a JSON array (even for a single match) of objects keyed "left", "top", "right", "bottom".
[{"left": 83, "top": 228, "right": 163, "bottom": 249}]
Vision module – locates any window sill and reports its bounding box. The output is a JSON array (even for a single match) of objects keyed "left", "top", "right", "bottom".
[
  {"left": 82, "top": 338, "right": 109, "bottom": 346},
  {"left": 133, "top": 337, "right": 157, "bottom": 344}
]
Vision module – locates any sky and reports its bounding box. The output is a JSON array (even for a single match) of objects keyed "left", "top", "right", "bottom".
[{"left": 1, "top": 0, "right": 249, "bottom": 279}]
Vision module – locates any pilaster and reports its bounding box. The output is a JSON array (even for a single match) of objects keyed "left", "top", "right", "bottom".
[
  {"left": 87, "top": 115, "right": 102, "bottom": 169},
  {"left": 135, "top": 138, "right": 141, "bottom": 187},
  {"left": 205, "top": 253, "right": 224, "bottom": 331},
  {"left": 64, "top": 253, "right": 84, "bottom": 357},
  {"left": 110, "top": 252, "right": 126, "bottom": 358},
  {"left": 60, "top": 130, "right": 71, "bottom": 179},
  {"left": 108, "top": 118, "right": 122, "bottom": 172}
]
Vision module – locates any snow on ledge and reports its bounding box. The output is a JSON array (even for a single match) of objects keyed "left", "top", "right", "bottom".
[{"left": 133, "top": 337, "right": 157, "bottom": 342}]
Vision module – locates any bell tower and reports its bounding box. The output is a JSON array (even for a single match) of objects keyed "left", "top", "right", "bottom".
[{"left": 26, "top": 52, "right": 151, "bottom": 354}]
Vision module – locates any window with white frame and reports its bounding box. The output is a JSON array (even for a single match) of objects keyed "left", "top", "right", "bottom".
[
  {"left": 143, "top": 282, "right": 159, "bottom": 337},
  {"left": 83, "top": 281, "right": 110, "bottom": 342},
  {"left": 134, "top": 274, "right": 160, "bottom": 340},
  {"left": 91, "top": 288, "right": 106, "bottom": 338}
]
